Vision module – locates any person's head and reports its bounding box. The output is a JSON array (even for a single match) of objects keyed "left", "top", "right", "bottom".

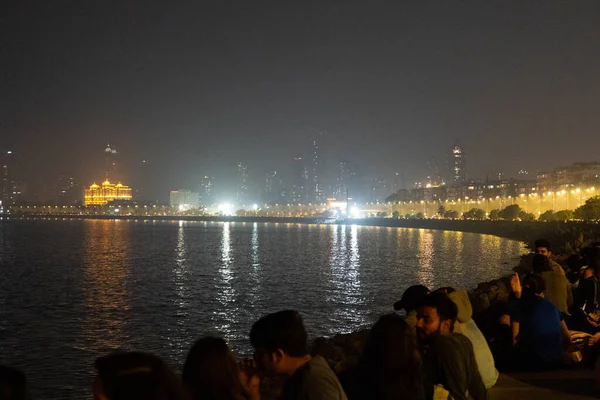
[
  {"left": 532, "top": 253, "right": 552, "bottom": 274},
  {"left": 520, "top": 274, "right": 546, "bottom": 315},
  {"left": 94, "top": 352, "right": 185, "bottom": 400},
  {"left": 583, "top": 267, "right": 594, "bottom": 280},
  {"left": 250, "top": 310, "right": 309, "bottom": 375},
  {"left": 361, "top": 314, "right": 422, "bottom": 398},
  {"left": 0, "top": 365, "right": 31, "bottom": 400},
  {"left": 415, "top": 293, "right": 458, "bottom": 345},
  {"left": 183, "top": 337, "right": 247, "bottom": 400},
  {"left": 393, "top": 285, "right": 430, "bottom": 313},
  {"left": 534, "top": 239, "right": 552, "bottom": 257}
]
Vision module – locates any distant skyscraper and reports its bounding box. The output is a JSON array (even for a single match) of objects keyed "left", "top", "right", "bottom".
[
  {"left": 427, "top": 158, "right": 443, "bottom": 186},
  {"left": 334, "top": 161, "right": 359, "bottom": 200},
  {"left": 370, "top": 177, "right": 389, "bottom": 203},
  {"left": 1, "top": 151, "right": 12, "bottom": 205},
  {"left": 105, "top": 144, "right": 119, "bottom": 181},
  {"left": 199, "top": 176, "right": 214, "bottom": 205},
  {"left": 309, "top": 133, "right": 325, "bottom": 203},
  {"left": 236, "top": 162, "right": 249, "bottom": 205},
  {"left": 452, "top": 145, "right": 467, "bottom": 185},
  {"left": 55, "top": 174, "right": 79, "bottom": 204},
  {"left": 291, "top": 156, "right": 309, "bottom": 203}
]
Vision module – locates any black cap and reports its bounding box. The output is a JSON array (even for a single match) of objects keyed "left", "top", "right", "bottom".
[{"left": 393, "top": 285, "right": 430, "bottom": 311}]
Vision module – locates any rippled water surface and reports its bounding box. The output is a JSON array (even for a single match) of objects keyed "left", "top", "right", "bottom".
[{"left": 0, "top": 219, "right": 526, "bottom": 398}]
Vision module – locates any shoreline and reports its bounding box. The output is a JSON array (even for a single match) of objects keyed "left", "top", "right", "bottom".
[{"left": 7, "top": 213, "right": 600, "bottom": 248}]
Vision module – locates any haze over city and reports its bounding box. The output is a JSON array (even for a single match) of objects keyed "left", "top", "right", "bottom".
[{"left": 2, "top": 1, "right": 600, "bottom": 203}]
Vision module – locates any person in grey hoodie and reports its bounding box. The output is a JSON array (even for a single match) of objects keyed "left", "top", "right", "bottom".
[{"left": 435, "top": 288, "right": 499, "bottom": 389}]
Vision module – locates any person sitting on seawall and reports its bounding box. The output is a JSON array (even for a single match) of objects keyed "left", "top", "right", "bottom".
[
  {"left": 433, "top": 288, "right": 498, "bottom": 389},
  {"left": 0, "top": 365, "right": 31, "bottom": 400},
  {"left": 535, "top": 239, "right": 566, "bottom": 276},
  {"left": 183, "top": 336, "right": 259, "bottom": 400},
  {"left": 393, "top": 284, "right": 430, "bottom": 327},
  {"left": 249, "top": 310, "right": 347, "bottom": 400},
  {"left": 572, "top": 267, "right": 600, "bottom": 333},
  {"left": 416, "top": 293, "right": 487, "bottom": 400},
  {"left": 509, "top": 274, "right": 573, "bottom": 370},
  {"left": 93, "top": 351, "right": 187, "bottom": 400},
  {"left": 532, "top": 253, "right": 573, "bottom": 319},
  {"left": 340, "top": 313, "right": 424, "bottom": 400}
]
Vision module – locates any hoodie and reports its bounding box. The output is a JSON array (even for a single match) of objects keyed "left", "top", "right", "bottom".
[{"left": 448, "top": 290, "right": 499, "bottom": 389}]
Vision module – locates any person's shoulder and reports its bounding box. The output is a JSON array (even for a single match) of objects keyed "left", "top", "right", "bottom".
[
  {"left": 301, "top": 357, "right": 346, "bottom": 398},
  {"left": 305, "top": 356, "right": 341, "bottom": 381},
  {"left": 433, "top": 333, "right": 472, "bottom": 352}
]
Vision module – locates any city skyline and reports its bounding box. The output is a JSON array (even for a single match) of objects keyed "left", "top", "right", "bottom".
[{"left": 2, "top": 2, "right": 600, "bottom": 202}]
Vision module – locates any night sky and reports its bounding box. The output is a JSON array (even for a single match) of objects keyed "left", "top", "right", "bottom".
[{"left": 2, "top": 1, "right": 600, "bottom": 201}]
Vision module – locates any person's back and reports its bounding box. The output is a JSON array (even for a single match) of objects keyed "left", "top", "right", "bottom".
[
  {"left": 448, "top": 290, "right": 498, "bottom": 388},
  {"left": 423, "top": 333, "right": 486, "bottom": 400},
  {"left": 541, "top": 270, "right": 570, "bottom": 315},
  {"left": 513, "top": 296, "right": 563, "bottom": 365},
  {"left": 341, "top": 314, "right": 423, "bottom": 400},
  {"left": 182, "top": 337, "right": 254, "bottom": 400},
  {"left": 281, "top": 356, "right": 346, "bottom": 400}
]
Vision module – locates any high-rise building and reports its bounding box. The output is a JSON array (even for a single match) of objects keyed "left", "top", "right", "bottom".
[
  {"left": 170, "top": 190, "right": 200, "bottom": 210},
  {"left": 369, "top": 177, "right": 389, "bottom": 203},
  {"left": 236, "top": 162, "right": 249, "bottom": 206},
  {"left": 452, "top": 145, "right": 467, "bottom": 185},
  {"left": 427, "top": 158, "right": 444, "bottom": 186},
  {"left": 105, "top": 144, "right": 119, "bottom": 181},
  {"left": 290, "top": 156, "right": 309, "bottom": 204},
  {"left": 1, "top": 150, "right": 13, "bottom": 205},
  {"left": 309, "top": 134, "right": 325, "bottom": 203},
  {"left": 199, "top": 176, "right": 215, "bottom": 205},
  {"left": 55, "top": 174, "right": 80, "bottom": 204}
]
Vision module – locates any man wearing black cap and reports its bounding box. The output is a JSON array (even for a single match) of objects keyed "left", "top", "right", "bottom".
[{"left": 394, "top": 285, "right": 430, "bottom": 327}]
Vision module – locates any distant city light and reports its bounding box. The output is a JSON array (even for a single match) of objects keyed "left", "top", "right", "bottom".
[
  {"left": 252, "top": 204, "right": 258, "bottom": 211},
  {"left": 218, "top": 203, "right": 235, "bottom": 216},
  {"left": 7, "top": 151, "right": 12, "bottom": 154}
]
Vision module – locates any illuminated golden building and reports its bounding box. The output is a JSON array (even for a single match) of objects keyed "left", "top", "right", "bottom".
[{"left": 84, "top": 180, "right": 132, "bottom": 205}]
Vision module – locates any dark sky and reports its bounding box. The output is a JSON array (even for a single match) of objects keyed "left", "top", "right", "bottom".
[{"left": 2, "top": 1, "right": 600, "bottom": 200}]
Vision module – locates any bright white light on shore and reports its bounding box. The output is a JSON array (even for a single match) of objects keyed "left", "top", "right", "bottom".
[
  {"left": 219, "top": 203, "right": 234, "bottom": 216},
  {"left": 114, "top": 208, "right": 120, "bottom": 212},
  {"left": 350, "top": 206, "right": 363, "bottom": 218},
  {"left": 253, "top": 204, "right": 258, "bottom": 211}
]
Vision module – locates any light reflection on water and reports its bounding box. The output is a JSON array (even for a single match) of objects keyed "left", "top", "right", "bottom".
[{"left": 0, "top": 220, "right": 526, "bottom": 399}]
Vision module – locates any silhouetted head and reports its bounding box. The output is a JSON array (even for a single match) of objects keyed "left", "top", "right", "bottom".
[
  {"left": 415, "top": 293, "right": 458, "bottom": 345},
  {"left": 520, "top": 274, "right": 546, "bottom": 315},
  {"left": 534, "top": 239, "right": 552, "bottom": 257},
  {"left": 393, "top": 285, "right": 430, "bottom": 313},
  {"left": 94, "top": 352, "right": 185, "bottom": 400},
  {"left": 361, "top": 314, "right": 422, "bottom": 399},
  {"left": 182, "top": 337, "right": 248, "bottom": 400},
  {"left": 532, "top": 253, "right": 552, "bottom": 274},
  {"left": 250, "top": 310, "right": 309, "bottom": 375},
  {"left": 0, "top": 365, "right": 31, "bottom": 400}
]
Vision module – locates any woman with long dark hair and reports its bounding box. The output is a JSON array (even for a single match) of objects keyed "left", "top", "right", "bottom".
[
  {"left": 182, "top": 337, "right": 258, "bottom": 400},
  {"left": 341, "top": 313, "right": 423, "bottom": 400}
]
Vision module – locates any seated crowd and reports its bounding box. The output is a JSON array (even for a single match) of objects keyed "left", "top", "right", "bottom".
[{"left": 2, "top": 238, "right": 600, "bottom": 400}]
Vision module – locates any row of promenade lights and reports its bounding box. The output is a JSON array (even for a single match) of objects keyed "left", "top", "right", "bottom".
[{"left": 11, "top": 187, "right": 598, "bottom": 211}]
